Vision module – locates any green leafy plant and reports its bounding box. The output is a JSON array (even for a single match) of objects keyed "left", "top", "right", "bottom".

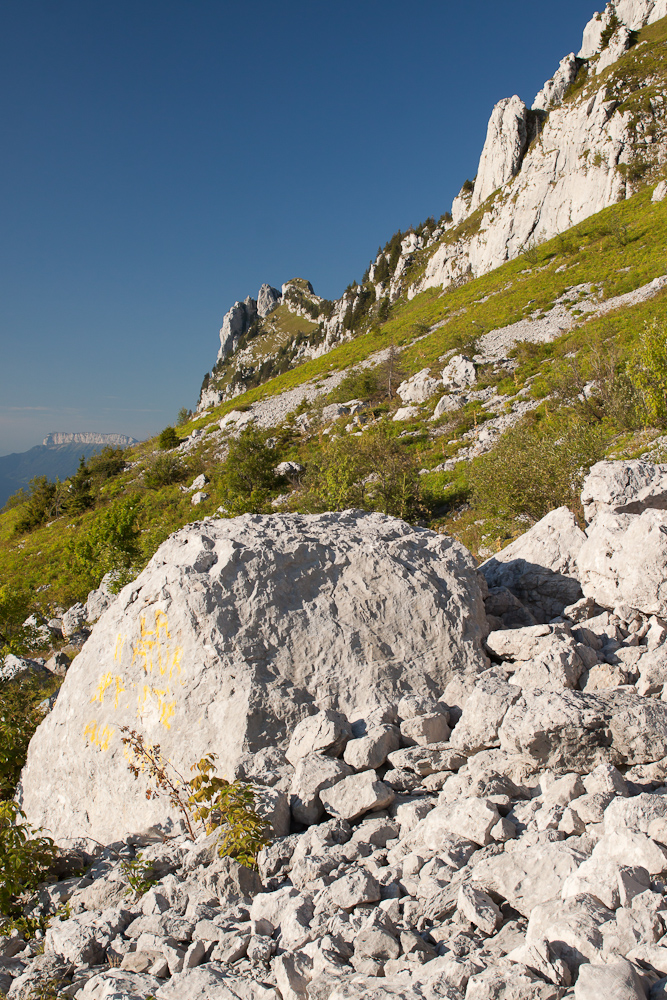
[
  {"left": 120, "top": 728, "right": 269, "bottom": 870},
  {"left": 158, "top": 426, "right": 181, "bottom": 450},
  {"left": 121, "top": 855, "right": 158, "bottom": 898},
  {"left": 70, "top": 497, "right": 141, "bottom": 592},
  {"left": 143, "top": 453, "right": 188, "bottom": 490},
  {"left": 0, "top": 673, "right": 59, "bottom": 799},
  {"left": 0, "top": 802, "right": 56, "bottom": 919},
  {"left": 626, "top": 319, "right": 667, "bottom": 426}
]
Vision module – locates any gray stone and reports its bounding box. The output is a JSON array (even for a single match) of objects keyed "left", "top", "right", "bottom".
[
  {"left": 342, "top": 725, "right": 400, "bottom": 771},
  {"left": 61, "top": 603, "right": 87, "bottom": 638},
  {"left": 21, "top": 511, "right": 487, "bottom": 844},
  {"left": 574, "top": 957, "right": 648, "bottom": 999},
  {"left": 578, "top": 508, "right": 667, "bottom": 616},
  {"left": 399, "top": 714, "right": 451, "bottom": 746},
  {"left": 481, "top": 507, "right": 586, "bottom": 622},
  {"left": 256, "top": 284, "right": 281, "bottom": 318},
  {"left": 319, "top": 770, "right": 394, "bottom": 822},
  {"left": 290, "top": 754, "right": 354, "bottom": 825},
  {"left": 457, "top": 884, "right": 502, "bottom": 935}
]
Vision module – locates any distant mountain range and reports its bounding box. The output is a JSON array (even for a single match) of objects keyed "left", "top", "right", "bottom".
[{"left": 0, "top": 432, "right": 138, "bottom": 507}]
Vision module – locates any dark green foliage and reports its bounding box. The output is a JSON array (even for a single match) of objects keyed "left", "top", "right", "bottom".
[
  {"left": 0, "top": 673, "right": 58, "bottom": 799},
  {"left": 461, "top": 179, "right": 475, "bottom": 193},
  {"left": 329, "top": 368, "right": 380, "bottom": 404},
  {"left": 302, "top": 425, "right": 424, "bottom": 521},
  {"left": 600, "top": 8, "right": 622, "bottom": 50},
  {"left": 62, "top": 457, "right": 94, "bottom": 515},
  {"left": 158, "top": 426, "right": 180, "bottom": 450},
  {"left": 377, "top": 296, "right": 391, "bottom": 324},
  {"left": 343, "top": 285, "right": 376, "bottom": 333},
  {"left": 469, "top": 413, "right": 610, "bottom": 523},
  {"left": 0, "top": 801, "right": 57, "bottom": 920},
  {"left": 374, "top": 255, "right": 390, "bottom": 284},
  {"left": 70, "top": 496, "right": 141, "bottom": 591},
  {"left": 87, "top": 447, "right": 126, "bottom": 481},
  {"left": 216, "top": 428, "right": 280, "bottom": 515},
  {"left": 143, "top": 454, "right": 188, "bottom": 489},
  {"left": 176, "top": 407, "right": 192, "bottom": 426},
  {"left": 14, "top": 477, "right": 62, "bottom": 534},
  {"left": 0, "top": 585, "right": 41, "bottom": 657}
]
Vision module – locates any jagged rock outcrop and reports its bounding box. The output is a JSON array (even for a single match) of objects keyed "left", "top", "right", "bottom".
[
  {"left": 20, "top": 510, "right": 488, "bottom": 844},
  {"left": 42, "top": 432, "right": 137, "bottom": 447},
  {"left": 257, "top": 284, "right": 281, "bottom": 319},
  {"left": 469, "top": 96, "right": 531, "bottom": 213},
  {"left": 217, "top": 297, "right": 258, "bottom": 363},
  {"left": 10, "top": 460, "right": 667, "bottom": 999}
]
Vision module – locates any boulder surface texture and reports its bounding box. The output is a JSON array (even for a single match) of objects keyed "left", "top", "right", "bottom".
[{"left": 20, "top": 510, "right": 487, "bottom": 843}]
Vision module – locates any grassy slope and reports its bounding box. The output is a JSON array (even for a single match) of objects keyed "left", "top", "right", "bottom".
[
  {"left": 4, "top": 6, "right": 667, "bottom": 614},
  {"left": 3, "top": 181, "right": 666, "bottom": 610}
]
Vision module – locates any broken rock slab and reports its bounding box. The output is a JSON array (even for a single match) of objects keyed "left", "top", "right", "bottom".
[
  {"left": 480, "top": 506, "right": 586, "bottom": 622},
  {"left": 21, "top": 510, "right": 488, "bottom": 844}
]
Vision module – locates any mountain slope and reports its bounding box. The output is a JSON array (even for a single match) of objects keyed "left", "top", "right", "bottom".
[{"left": 0, "top": 433, "right": 138, "bottom": 508}]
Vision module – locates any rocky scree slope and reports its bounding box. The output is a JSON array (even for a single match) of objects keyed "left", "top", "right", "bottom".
[
  {"left": 8, "top": 459, "right": 667, "bottom": 999},
  {"left": 198, "top": 0, "right": 667, "bottom": 413}
]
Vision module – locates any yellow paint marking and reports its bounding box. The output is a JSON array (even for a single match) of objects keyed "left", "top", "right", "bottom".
[
  {"left": 113, "top": 676, "right": 126, "bottom": 710},
  {"left": 83, "top": 720, "right": 115, "bottom": 751},
  {"left": 113, "top": 634, "right": 125, "bottom": 663},
  {"left": 91, "top": 672, "right": 114, "bottom": 704}
]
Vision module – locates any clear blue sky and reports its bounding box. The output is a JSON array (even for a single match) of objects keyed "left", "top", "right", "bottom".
[{"left": 1, "top": 0, "right": 595, "bottom": 455}]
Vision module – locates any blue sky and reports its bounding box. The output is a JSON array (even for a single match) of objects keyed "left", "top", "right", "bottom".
[{"left": 0, "top": 0, "right": 596, "bottom": 454}]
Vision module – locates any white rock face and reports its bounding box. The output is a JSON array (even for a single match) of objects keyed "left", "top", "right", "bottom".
[
  {"left": 481, "top": 507, "right": 587, "bottom": 622},
  {"left": 392, "top": 406, "right": 421, "bottom": 422},
  {"left": 470, "top": 96, "right": 529, "bottom": 213},
  {"left": 441, "top": 355, "right": 476, "bottom": 391},
  {"left": 20, "top": 511, "right": 488, "bottom": 843},
  {"left": 256, "top": 284, "right": 281, "bottom": 318},
  {"left": 653, "top": 180, "right": 667, "bottom": 202},
  {"left": 217, "top": 298, "right": 257, "bottom": 363},
  {"left": 580, "top": 459, "right": 667, "bottom": 521},
  {"left": 533, "top": 54, "right": 581, "bottom": 111},
  {"left": 577, "top": 508, "right": 667, "bottom": 615},
  {"left": 396, "top": 369, "right": 441, "bottom": 404}
]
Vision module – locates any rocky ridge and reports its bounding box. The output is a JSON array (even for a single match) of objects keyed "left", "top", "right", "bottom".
[
  {"left": 199, "top": 0, "right": 667, "bottom": 415},
  {"left": 7, "top": 460, "right": 667, "bottom": 998}
]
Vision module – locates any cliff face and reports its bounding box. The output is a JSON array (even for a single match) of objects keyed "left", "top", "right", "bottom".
[
  {"left": 199, "top": 1, "right": 667, "bottom": 413},
  {"left": 42, "top": 432, "right": 138, "bottom": 447}
]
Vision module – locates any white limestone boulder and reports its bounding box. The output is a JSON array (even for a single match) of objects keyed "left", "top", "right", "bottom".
[
  {"left": 20, "top": 511, "right": 488, "bottom": 844},
  {"left": 480, "top": 507, "right": 586, "bottom": 622},
  {"left": 441, "top": 355, "right": 476, "bottom": 391},
  {"left": 577, "top": 508, "right": 667, "bottom": 615},
  {"left": 396, "top": 369, "right": 441, "bottom": 404},
  {"left": 581, "top": 459, "right": 667, "bottom": 521}
]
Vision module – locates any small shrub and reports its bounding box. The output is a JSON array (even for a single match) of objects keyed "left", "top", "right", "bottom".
[
  {"left": 176, "top": 407, "right": 192, "bottom": 427},
  {"left": 121, "top": 855, "right": 158, "bottom": 898},
  {"left": 14, "top": 477, "right": 63, "bottom": 534},
  {"left": 120, "top": 728, "right": 269, "bottom": 870},
  {"left": 0, "top": 802, "right": 56, "bottom": 919},
  {"left": 627, "top": 319, "right": 667, "bottom": 426},
  {"left": 70, "top": 497, "right": 141, "bottom": 592},
  {"left": 0, "top": 673, "right": 58, "bottom": 799},
  {"left": 143, "top": 454, "right": 188, "bottom": 489},
  {"left": 158, "top": 426, "right": 180, "bottom": 450},
  {"left": 469, "top": 412, "right": 610, "bottom": 523}
]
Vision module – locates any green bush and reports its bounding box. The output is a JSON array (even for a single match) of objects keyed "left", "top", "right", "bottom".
[
  {"left": 14, "top": 477, "right": 63, "bottom": 534},
  {"left": 0, "top": 586, "right": 41, "bottom": 658},
  {"left": 626, "top": 319, "right": 667, "bottom": 426},
  {"left": 469, "top": 412, "right": 610, "bottom": 523},
  {"left": 0, "top": 801, "right": 56, "bottom": 919},
  {"left": 70, "top": 497, "right": 141, "bottom": 592},
  {"left": 302, "top": 425, "right": 424, "bottom": 521},
  {"left": 0, "top": 673, "right": 58, "bottom": 799},
  {"left": 215, "top": 428, "right": 281, "bottom": 516},
  {"left": 143, "top": 454, "right": 188, "bottom": 489},
  {"left": 158, "top": 426, "right": 180, "bottom": 450},
  {"left": 121, "top": 728, "right": 269, "bottom": 870}
]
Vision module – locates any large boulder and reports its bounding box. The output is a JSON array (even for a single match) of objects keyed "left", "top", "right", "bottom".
[
  {"left": 20, "top": 511, "right": 488, "bottom": 844},
  {"left": 480, "top": 507, "right": 586, "bottom": 622},
  {"left": 577, "top": 508, "right": 667, "bottom": 616},
  {"left": 580, "top": 459, "right": 667, "bottom": 522}
]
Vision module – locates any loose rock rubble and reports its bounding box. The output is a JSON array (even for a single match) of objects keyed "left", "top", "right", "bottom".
[{"left": 7, "top": 459, "right": 667, "bottom": 999}]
